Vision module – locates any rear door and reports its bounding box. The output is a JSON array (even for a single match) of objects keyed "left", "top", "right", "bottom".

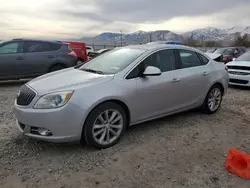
[
  {"left": 0, "top": 41, "right": 25, "bottom": 78},
  {"left": 23, "top": 41, "right": 60, "bottom": 76},
  {"left": 172, "top": 49, "right": 211, "bottom": 110}
]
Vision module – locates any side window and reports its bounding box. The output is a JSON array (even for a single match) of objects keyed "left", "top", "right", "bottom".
[
  {"left": 197, "top": 53, "right": 209, "bottom": 65},
  {"left": 178, "top": 50, "right": 202, "bottom": 68},
  {"left": 126, "top": 49, "right": 176, "bottom": 79},
  {"left": 157, "top": 50, "right": 175, "bottom": 72},
  {"left": 50, "top": 43, "right": 62, "bottom": 51},
  {"left": 0, "top": 42, "right": 21, "bottom": 54},
  {"left": 126, "top": 66, "right": 140, "bottom": 79},
  {"left": 24, "top": 41, "right": 53, "bottom": 53},
  {"left": 234, "top": 49, "right": 240, "bottom": 55}
]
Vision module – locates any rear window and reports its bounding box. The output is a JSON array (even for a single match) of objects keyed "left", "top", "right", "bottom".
[{"left": 24, "top": 41, "right": 62, "bottom": 53}]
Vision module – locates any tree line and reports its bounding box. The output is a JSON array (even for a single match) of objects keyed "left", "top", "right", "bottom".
[{"left": 184, "top": 34, "right": 250, "bottom": 47}]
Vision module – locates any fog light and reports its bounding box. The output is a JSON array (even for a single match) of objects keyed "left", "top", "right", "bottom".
[{"left": 38, "top": 128, "right": 52, "bottom": 136}]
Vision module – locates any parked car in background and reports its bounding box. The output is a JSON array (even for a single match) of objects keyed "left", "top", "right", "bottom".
[
  {"left": 14, "top": 44, "right": 228, "bottom": 149},
  {"left": 88, "top": 48, "right": 111, "bottom": 59},
  {"left": 147, "top": 41, "right": 183, "bottom": 45},
  {"left": 206, "top": 48, "right": 217, "bottom": 53},
  {"left": 0, "top": 39, "right": 77, "bottom": 80},
  {"left": 63, "top": 41, "right": 88, "bottom": 64},
  {"left": 213, "top": 47, "right": 247, "bottom": 63},
  {"left": 227, "top": 52, "right": 250, "bottom": 87},
  {"left": 86, "top": 46, "right": 94, "bottom": 55}
]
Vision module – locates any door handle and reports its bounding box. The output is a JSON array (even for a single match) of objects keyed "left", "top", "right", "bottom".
[
  {"left": 171, "top": 78, "right": 180, "bottom": 83},
  {"left": 203, "top": 72, "right": 209, "bottom": 76},
  {"left": 16, "top": 56, "right": 23, "bottom": 60}
]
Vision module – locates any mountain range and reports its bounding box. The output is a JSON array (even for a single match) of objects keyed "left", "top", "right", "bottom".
[{"left": 74, "top": 26, "right": 250, "bottom": 45}]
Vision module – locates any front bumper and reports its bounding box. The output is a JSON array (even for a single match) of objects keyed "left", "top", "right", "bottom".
[
  {"left": 229, "top": 74, "right": 250, "bottom": 87},
  {"left": 14, "top": 101, "right": 85, "bottom": 143}
]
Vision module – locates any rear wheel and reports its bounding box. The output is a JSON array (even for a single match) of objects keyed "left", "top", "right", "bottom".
[
  {"left": 201, "top": 84, "right": 223, "bottom": 114},
  {"left": 82, "top": 102, "right": 127, "bottom": 149},
  {"left": 49, "top": 64, "right": 65, "bottom": 72}
]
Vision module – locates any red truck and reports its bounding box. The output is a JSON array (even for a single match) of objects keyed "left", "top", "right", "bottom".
[{"left": 63, "top": 41, "right": 88, "bottom": 64}]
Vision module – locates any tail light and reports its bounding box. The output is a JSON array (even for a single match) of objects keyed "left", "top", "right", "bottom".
[{"left": 68, "top": 51, "right": 77, "bottom": 57}]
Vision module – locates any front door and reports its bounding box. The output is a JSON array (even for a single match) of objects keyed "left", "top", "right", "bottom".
[
  {"left": 0, "top": 41, "right": 25, "bottom": 79},
  {"left": 126, "top": 49, "right": 181, "bottom": 123}
]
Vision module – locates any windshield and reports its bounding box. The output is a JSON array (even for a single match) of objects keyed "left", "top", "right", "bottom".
[
  {"left": 236, "top": 52, "right": 250, "bottom": 61},
  {"left": 79, "top": 48, "right": 146, "bottom": 74},
  {"left": 214, "top": 48, "right": 226, "bottom": 54}
]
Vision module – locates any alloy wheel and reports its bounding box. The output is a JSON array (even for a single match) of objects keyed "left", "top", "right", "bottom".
[
  {"left": 208, "top": 88, "right": 222, "bottom": 112},
  {"left": 92, "top": 109, "right": 124, "bottom": 145}
]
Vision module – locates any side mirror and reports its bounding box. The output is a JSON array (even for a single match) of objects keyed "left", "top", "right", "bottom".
[
  {"left": 142, "top": 66, "right": 161, "bottom": 77},
  {"left": 232, "top": 58, "right": 236, "bottom": 61}
]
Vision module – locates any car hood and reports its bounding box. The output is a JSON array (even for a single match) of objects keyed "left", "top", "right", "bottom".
[
  {"left": 226, "top": 61, "right": 250, "bottom": 67},
  {"left": 27, "top": 68, "right": 114, "bottom": 94}
]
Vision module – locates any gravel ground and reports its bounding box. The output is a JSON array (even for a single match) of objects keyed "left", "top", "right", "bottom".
[{"left": 0, "top": 81, "right": 250, "bottom": 188}]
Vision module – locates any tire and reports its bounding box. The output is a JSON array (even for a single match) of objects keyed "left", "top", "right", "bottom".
[
  {"left": 82, "top": 102, "right": 127, "bottom": 149},
  {"left": 77, "top": 59, "right": 84, "bottom": 65},
  {"left": 49, "top": 64, "right": 65, "bottom": 72},
  {"left": 201, "top": 84, "right": 223, "bottom": 114}
]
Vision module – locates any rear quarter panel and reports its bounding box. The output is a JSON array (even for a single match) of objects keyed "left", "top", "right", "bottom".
[
  {"left": 56, "top": 45, "right": 77, "bottom": 68},
  {"left": 208, "top": 61, "right": 229, "bottom": 95}
]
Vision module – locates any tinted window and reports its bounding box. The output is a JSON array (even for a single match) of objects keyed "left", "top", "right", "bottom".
[
  {"left": 24, "top": 41, "right": 58, "bottom": 53},
  {"left": 126, "top": 49, "right": 176, "bottom": 79},
  {"left": 178, "top": 50, "right": 202, "bottom": 68},
  {"left": 80, "top": 48, "right": 146, "bottom": 74},
  {"left": 86, "top": 47, "right": 91, "bottom": 50},
  {"left": 0, "top": 42, "right": 21, "bottom": 54},
  {"left": 50, "top": 43, "right": 62, "bottom": 51},
  {"left": 197, "top": 53, "right": 209, "bottom": 65},
  {"left": 223, "top": 49, "right": 234, "bottom": 55}
]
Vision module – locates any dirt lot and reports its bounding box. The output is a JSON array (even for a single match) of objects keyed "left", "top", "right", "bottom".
[{"left": 0, "top": 81, "right": 250, "bottom": 188}]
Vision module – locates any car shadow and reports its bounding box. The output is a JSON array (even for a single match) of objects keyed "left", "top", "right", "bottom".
[
  {"left": 229, "top": 85, "right": 250, "bottom": 90},
  {"left": 0, "top": 79, "right": 29, "bottom": 87}
]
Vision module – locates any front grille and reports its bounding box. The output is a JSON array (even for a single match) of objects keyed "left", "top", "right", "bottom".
[
  {"left": 229, "top": 79, "right": 249, "bottom": 84},
  {"left": 16, "top": 85, "right": 36, "bottom": 106},
  {"left": 227, "top": 66, "right": 250, "bottom": 71},
  {"left": 228, "top": 71, "right": 250, "bottom": 76}
]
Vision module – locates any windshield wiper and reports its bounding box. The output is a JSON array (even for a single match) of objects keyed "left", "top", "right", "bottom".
[{"left": 81, "top": 68, "right": 104, "bottom": 74}]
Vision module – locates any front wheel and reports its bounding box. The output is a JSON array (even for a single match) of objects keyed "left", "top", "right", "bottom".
[
  {"left": 201, "top": 84, "right": 223, "bottom": 114},
  {"left": 83, "top": 102, "right": 127, "bottom": 149}
]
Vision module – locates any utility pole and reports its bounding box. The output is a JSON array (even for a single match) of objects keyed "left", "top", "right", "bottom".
[
  {"left": 120, "top": 30, "right": 123, "bottom": 46},
  {"left": 149, "top": 32, "right": 152, "bottom": 42}
]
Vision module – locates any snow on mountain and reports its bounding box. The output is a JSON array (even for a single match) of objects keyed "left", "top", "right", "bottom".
[
  {"left": 182, "top": 27, "right": 227, "bottom": 41},
  {"left": 78, "top": 26, "right": 250, "bottom": 45},
  {"left": 225, "top": 26, "right": 250, "bottom": 35}
]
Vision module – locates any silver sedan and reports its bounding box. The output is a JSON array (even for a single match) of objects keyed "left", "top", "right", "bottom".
[{"left": 14, "top": 44, "right": 229, "bottom": 149}]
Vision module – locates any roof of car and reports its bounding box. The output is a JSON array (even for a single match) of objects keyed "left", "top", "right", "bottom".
[
  {"left": 11, "top": 38, "right": 64, "bottom": 44},
  {"left": 123, "top": 44, "right": 198, "bottom": 51}
]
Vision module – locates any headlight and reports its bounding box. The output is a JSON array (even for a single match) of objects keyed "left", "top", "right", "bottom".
[{"left": 34, "top": 91, "right": 73, "bottom": 109}]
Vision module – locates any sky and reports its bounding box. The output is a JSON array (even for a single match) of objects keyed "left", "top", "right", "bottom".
[{"left": 0, "top": 0, "right": 250, "bottom": 39}]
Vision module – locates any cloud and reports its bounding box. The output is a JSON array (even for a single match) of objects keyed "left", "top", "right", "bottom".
[
  {"left": 62, "top": 0, "right": 250, "bottom": 23},
  {"left": 0, "top": 0, "right": 250, "bottom": 39}
]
